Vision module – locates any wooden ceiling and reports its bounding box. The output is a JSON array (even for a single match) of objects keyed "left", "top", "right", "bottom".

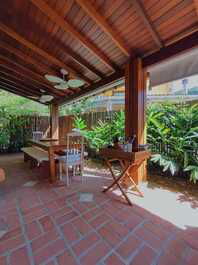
[{"left": 0, "top": 0, "right": 197, "bottom": 104}]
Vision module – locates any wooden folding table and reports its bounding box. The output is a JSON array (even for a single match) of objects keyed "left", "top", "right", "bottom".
[{"left": 99, "top": 148, "right": 151, "bottom": 206}]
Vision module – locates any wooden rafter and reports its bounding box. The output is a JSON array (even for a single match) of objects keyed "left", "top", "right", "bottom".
[
  {"left": 0, "top": 79, "right": 39, "bottom": 98},
  {"left": 193, "top": 0, "right": 198, "bottom": 16},
  {"left": 131, "top": 0, "right": 163, "bottom": 48},
  {"left": 143, "top": 31, "right": 198, "bottom": 67},
  {"left": 0, "top": 65, "right": 64, "bottom": 98},
  {"left": 0, "top": 54, "right": 66, "bottom": 97},
  {"left": 29, "top": 0, "right": 118, "bottom": 71},
  {"left": 0, "top": 85, "right": 47, "bottom": 105},
  {"left": 59, "top": 69, "right": 124, "bottom": 105},
  {"left": 0, "top": 74, "right": 41, "bottom": 96},
  {"left": 75, "top": 0, "right": 130, "bottom": 57},
  {"left": 0, "top": 41, "right": 58, "bottom": 76},
  {"left": 0, "top": 22, "right": 92, "bottom": 84}
]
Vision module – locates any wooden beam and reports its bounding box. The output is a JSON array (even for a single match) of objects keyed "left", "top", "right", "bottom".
[
  {"left": 29, "top": 0, "right": 118, "bottom": 71},
  {"left": 0, "top": 75, "right": 41, "bottom": 96},
  {"left": 0, "top": 54, "right": 65, "bottom": 97},
  {"left": 0, "top": 79, "right": 38, "bottom": 98},
  {"left": 0, "top": 41, "right": 57, "bottom": 76},
  {"left": 75, "top": 0, "right": 130, "bottom": 56},
  {"left": 0, "top": 64, "right": 64, "bottom": 98},
  {"left": 131, "top": 0, "right": 163, "bottom": 48},
  {"left": 0, "top": 85, "right": 47, "bottom": 105},
  {"left": 50, "top": 103, "right": 59, "bottom": 139},
  {"left": 0, "top": 22, "right": 92, "bottom": 84},
  {"left": 194, "top": 0, "right": 198, "bottom": 16},
  {"left": 143, "top": 31, "right": 198, "bottom": 67},
  {"left": 58, "top": 69, "right": 124, "bottom": 105},
  {"left": 125, "top": 58, "right": 147, "bottom": 183}
]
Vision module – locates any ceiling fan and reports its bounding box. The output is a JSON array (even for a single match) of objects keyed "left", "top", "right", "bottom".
[
  {"left": 28, "top": 89, "right": 54, "bottom": 103},
  {"left": 44, "top": 69, "right": 85, "bottom": 90}
]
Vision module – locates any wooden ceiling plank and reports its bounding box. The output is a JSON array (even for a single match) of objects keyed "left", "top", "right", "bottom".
[
  {"left": 0, "top": 74, "right": 41, "bottom": 96},
  {"left": 0, "top": 64, "right": 63, "bottom": 98},
  {"left": 0, "top": 53, "right": 66, "bottom": 97},
  {"left": 0, "top": 21, "right": 92, "bottom": 84},
  {"left": 131, "top": 0, "right": 163, "bottom": 48},
  {"left": 29, "top": 0, "right": 118, "bottom": 71},
  {"left": 0, "top": 79, "right": 39, "bottom": 97},
  {"left": 75, "top": 0, "right": 130, "bottom": 57},
  {"left": 193, "top": 0, "right": 198, "bottom": 16},
  {"left": 143, "top": 30, "right": 198, "bottom": 67},
  {"left": 0, "top": 85, "right": 47, "bottom": 105}
]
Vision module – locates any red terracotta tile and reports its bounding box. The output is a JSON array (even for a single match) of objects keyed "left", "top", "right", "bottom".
[
  {"left": 166, "top": 237, "right": 189, "bottom": 259},
  {"left": 10, "top": 246, "right": 30, "bottom": 265},
  {"left": 34, "top": 239, "right": 65, "bottom": 264},
  {"left": 0, "top": 227, "right": 22, "bottom": 242},
  {"left": 50, "top": 206, "right": 72, "bottom": 219},
  {"left": 39, "top": 216, "right": 54, "bottom": 231},
  {"left": 157, "top": 251, "right": 182, "bottom": 265},
  {"left": 73, "top": 217, "right": 92, "bottom": 236},
  {"left": 26, "top": 221, "right": 42, "bottom": 240},
  {"left": 135, "top": 227, "right": 164, "bottom": 251},
  {"left": 89, "top": 213, "right": 110, "bottom": 229},
  {"left": 61, "top": 223, "right": 80, "bottom": 243},
  {"left": 55, "top": 197, "right": 67, "bottom": 208},
  {"left": 82, "top": 207, "right": 102, "bottom": 221},
  {"left": 80, "top": 241, "right": 111, "bottom": 265},
  {"left": 107, "top": 221, "right": 129, "bottom": 238},
  {"left": 117, "top": 234, "right": 142, "bottom": 259},
  {"left": 72, "top": 202, "right": 87, "bottom": 213},
  {"left": 72, "top": 232, "right": 99, "bottom": 256},
  {"left": 31, "top": 229, "right": 59, "bottom": 253},
  {"left": 57, "top": 249, "right": 78, "bottom": 265},
  {"left": 98, "top": 225, "right": 120, "bottom": 247},
  {"left": 143, "top": 222, "right": 171, "bottom": 241},
  {"left": 129, "top": 245, "right": 156, "bottom": 265},
  {"left": 56, "top": 211, "right": 79, "bottom": 225},
  {"left": 0, "top": 235, "right": 25, "bottom": 255},
  {"left": 186, "top": 248, "right": 198, "bottom": 265},
  {"left": 0, "top": 255, "right": 7, "bottom": 265},
  {"left": 105, "top": 253, "right": 125, "bottom": 265}
]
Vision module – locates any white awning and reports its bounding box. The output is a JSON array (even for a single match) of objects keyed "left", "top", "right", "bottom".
[{"left": 149, "top": 48, "right": 198, "bottom": 87}]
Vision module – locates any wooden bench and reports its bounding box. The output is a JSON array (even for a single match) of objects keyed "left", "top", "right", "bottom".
[
  {"left": 21, "top": 147, "right": 49, "bottom": 165},
  {"left": 22, "top": 147, "right": 59, "bottom": 179}
]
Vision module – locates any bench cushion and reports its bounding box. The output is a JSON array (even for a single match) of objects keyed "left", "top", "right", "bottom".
[{"left": 21, "top": 147, "right": 49, "bottom": 163}]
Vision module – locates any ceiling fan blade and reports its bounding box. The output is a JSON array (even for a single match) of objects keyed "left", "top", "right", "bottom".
[
  {"left": 39, "top": 94, "right": 54, "bottom": 102},
  {"left": 44, "top": 74, "right": 65, "bottom": 83},
  {"left": 54, "top": 82, "right": 69, "bottom": 90},
  {"left": 67, "top": 79, "right": 85, "bottom": 88}
]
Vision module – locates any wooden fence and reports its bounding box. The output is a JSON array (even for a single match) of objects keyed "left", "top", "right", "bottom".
[{"left": 0, "top": 116, "right": 50, "bottom": 153}]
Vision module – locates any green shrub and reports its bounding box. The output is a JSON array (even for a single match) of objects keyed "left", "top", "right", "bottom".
[{"left": 74, "top": 103, "right": 198, "bottom": 183}]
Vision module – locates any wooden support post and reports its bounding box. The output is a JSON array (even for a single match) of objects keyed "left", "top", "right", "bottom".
[
  {"left": 50, "top": 103, "right": 59, "bottom": 139},
  {"left": 125, "top": 58, "right": 147, "bottom": 183}
]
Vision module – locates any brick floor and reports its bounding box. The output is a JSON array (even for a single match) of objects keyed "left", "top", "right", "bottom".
[{"left": 0, "top": 153, "right": 198, "bottom": 264}]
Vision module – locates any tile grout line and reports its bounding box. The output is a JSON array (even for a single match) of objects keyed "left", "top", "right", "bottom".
[{"left": 16, "top": 199, "right": 35, "bottom": 265}]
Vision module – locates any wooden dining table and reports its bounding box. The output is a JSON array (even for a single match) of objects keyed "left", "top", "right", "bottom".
[{"left": 29, "top": 139, "right": 68, "bottom": 182}]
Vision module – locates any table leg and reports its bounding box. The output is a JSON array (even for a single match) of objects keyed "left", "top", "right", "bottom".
[
  {"left": 48, "top": 148, "right": 56, "bottom": 182},
  {"left": 103, "top": 160, "right": 133, "bottom": 206}
]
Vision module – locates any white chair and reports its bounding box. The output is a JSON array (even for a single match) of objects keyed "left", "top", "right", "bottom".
[
  {"left": 32, "top": 131, "right": 43, "bottom": 141},
  {"left": 58, "top": 131, "right": 84, "bottom": 186}
]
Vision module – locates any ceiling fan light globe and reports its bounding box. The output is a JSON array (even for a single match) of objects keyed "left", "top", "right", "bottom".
[{"left": 68, "top": 79, "right": 85, "bottom": 88}]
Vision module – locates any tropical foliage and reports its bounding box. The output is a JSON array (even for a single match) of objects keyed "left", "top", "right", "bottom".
[{"left": 74, "top": 103, "right": 198, "bottom": 183}]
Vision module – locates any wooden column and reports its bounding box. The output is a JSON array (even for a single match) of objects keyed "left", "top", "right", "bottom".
[
  {"left": 50, "top": 103, "right": 59, "bottom": 139},
  {"left": 125, "top": 57, "right": 147, "bottom": 183}
]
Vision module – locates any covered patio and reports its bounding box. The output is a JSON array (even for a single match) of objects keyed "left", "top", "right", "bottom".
[
  {"left": 0, "top": 153, "right": 198, "bottom": 265},
  {"left": 0, "top": 0, "right": 198, "bottom": 264}
]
